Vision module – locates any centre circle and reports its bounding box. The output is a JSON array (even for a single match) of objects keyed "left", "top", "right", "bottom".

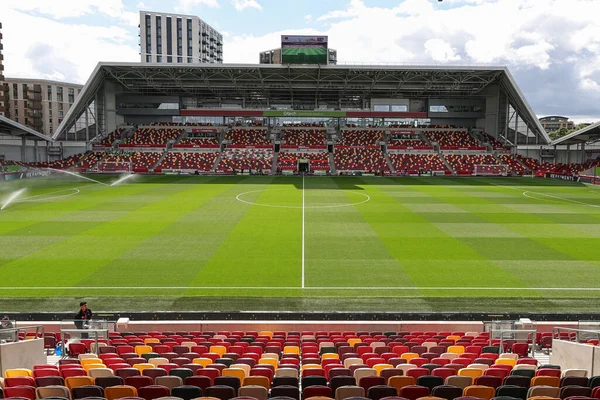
[{"left": 235, "top": 188, "right": 371, "bottom": 209}]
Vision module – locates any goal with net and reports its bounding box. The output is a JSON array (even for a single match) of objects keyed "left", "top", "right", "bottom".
[
  {"left": 473, "top": 164, "right": 509, "bottom": 176},
  {"left": 98, "top": 161, "right": 132, "bottom": 173}
]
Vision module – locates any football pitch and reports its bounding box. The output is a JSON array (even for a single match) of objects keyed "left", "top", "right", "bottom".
[{"left": 1, "top": 174, "right": 600, "bottom": 313}]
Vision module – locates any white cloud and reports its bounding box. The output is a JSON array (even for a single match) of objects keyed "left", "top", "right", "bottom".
[
  {"left": 0, "top": 5, "right": 138, "bottom": 83},
  {"left": 10, "top": 0, "right": 138, "bottom": 27},
  {"left": 304, "top": 14, "right": 312, "bottom": 23},
  {"left": 424, "top": 39, "right": 461, "bottom": 63},
  {"left": 176, "top": 0, "right": 220, "bottom": 13},
  {"left": 231, "top": 0, "right": 262, "bottom": 12}
]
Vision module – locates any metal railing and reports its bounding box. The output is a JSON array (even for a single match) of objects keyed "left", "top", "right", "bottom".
[
  {"left": 552, "top": 327, "right": 600, "bottom": 344},
  {"left": 59, "top": 319, "right": 117, "bottom": 332},
  {"left": 0, "top": 325, "right": 45, "bottom": 343},
  {"left": 492, "top": 329, "right": 537, "bottom": 358},
  {"left": 59, "top": 328, "right": 109, "bottom": 358}
]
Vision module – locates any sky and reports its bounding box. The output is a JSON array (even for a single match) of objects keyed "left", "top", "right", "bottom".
[{"left": 1, "top": 0, "right": 599, "bottom": 123}]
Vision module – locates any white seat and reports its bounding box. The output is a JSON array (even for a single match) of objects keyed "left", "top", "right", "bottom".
[
  {"left": 467, "top": 363, "right": 489, "bottom": 371},
  {"left": 230, "top": 364, "right": 251, "bottom": 376},
  {"left": 513, "top": 364, "right": 536, "bottom": 370},
  {"left": 499, "top": 353, "right": 519, "bottom": 360},
  {"left": 354, "top": 367, "right": 377, "bottom": 382},
  {"left": 441, "top": 352, "right": 459, "bottom": 360},
  {"left": 275, "top": 367, "right": 299, "bottom": 378},
  {"left": 343, "top": 357, "right": 363, "bottom": 369},
  {"left": 149, "top": 357, "right": 170, "bottom": 367},
  {"left": 396, "top": 364, "right": 419, "bottom": 374},
  {"left": 562, "top": 368, "right": 588, "bottom": 377}
]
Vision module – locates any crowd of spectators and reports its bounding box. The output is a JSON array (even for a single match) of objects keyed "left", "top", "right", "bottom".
[
  {"left": 217, "top": 148, "right": 273, "bottom": 171},
  {"left": 159, "top": 152, "right": 218, "bottom": 171}
]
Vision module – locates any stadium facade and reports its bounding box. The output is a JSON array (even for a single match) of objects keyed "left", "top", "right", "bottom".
[
  {"left": 1, "top": 62, "right": 598, "bottom": 168},
  {"left": 139, "top": 11, "right": 223, "bottom": 64}
]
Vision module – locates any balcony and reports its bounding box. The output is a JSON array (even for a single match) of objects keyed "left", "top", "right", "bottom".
[
  {"left": 209, "top": 37, "right": 216, "bottom": 42},
  {"left": 202, "top": 32, "right": 208, "bottom": 36},
  {"left": 30, "top": 118, "right": 43, "bottom": 128},
  {"left": 27, "top": 85, "right": 42, "bottom": 93}
]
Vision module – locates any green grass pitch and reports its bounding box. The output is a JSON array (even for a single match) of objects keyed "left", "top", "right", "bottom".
[{"left": 1, "top": 174, "right": 600, "bottom": 313}]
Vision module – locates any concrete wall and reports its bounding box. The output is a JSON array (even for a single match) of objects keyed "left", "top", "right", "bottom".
[
  {"left": 551, "top": 339, "right": 599, "bottom": 376},
  {"left": 0, "top": 338, "right": 46, "bottom": 376}
]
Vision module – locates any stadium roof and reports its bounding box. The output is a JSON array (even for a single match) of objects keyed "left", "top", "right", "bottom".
[
  {"left": 54, "top": 62, "right": 550, "bottom": 144},
  {"left": 0, "top": 115, "right": 52, "bottom": 141},
  {"left": 551, "top": 121, "right": 600, "bottom": 146}
]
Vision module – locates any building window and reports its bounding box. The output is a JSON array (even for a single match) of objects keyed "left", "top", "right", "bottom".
[
  {"left": 146, "top": 55, "right": 152, "bottom": 62},
  {"left": 58, "top": 110, "right": 63, "bottom": 118},
  {"left": 68, "top": 88, "right": 74, "bottom": 104},
  {"left": 156, "top": 16, "right": 162, "bottom": 60},
  {"left": 166, "top": 16, "right": 172, "bottom": 62}
]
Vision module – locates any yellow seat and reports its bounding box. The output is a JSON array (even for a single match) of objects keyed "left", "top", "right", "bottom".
[
  {"left": 258, "top": 331, "right": 273, "bottom": 339},
  {"left": 458, "top": 368, "right": 483, "bottom": 379},
  {"left": 244, "top": 375, "right": 271, "bottom": 389},
  {"left": 230, "top": 364, "right": 251, "bottom": 376},
  {"left": 301, "top": 363, "right": 322, "bottom": 371},
  {"left": 66, "top": 376, "right": 95, "bottom": 390},
  {"left": 321, "top": 353, "right": 340, "bottom": 360},
  {"left": 210, "top": 345, "right": 227, "bottom": 357},
  {"left": 446, "top": 335, "right": 461, "bottom": 342},
  {"left": 283, "top": 346, "right": 300, "bottom": 355},
  {"left": 494, "top": 358, "right": 516, "bottom": 367},
  {"left": 4, "top": 368, "right": 32, "bottom": 378},
  {"left": 400, "top": 352, "right": 419, "bottom": 362},
  {"left": 259, "top": 358, "right": 278, "bottom": 370},
  {"left": 144, "top": 338, "right": 160, "bottom": 344},
  {"left": 104, "top": 385, "right": 138, "bottom": 400},
  {"left": 531, "top": 376, "right": 560, "bottom": 387},
  {"left": 463, "top": 385, "right": 495, "bottom": 400},
  {"left": 388, "top": 376, "right": 416, "bottom": 392},
  {"left": 447, "top": 345, "right": 465, "bottom": 355},
  {"left": 193, "top": 357, "right": 213, "bottom": 367},
  {"left": 222, "top": 368, "right": 246, "bottom": 380},
  {"left": 373, "top": 364, "right": 393, "bottom": 376},
  {"left": 83, "top": 363, "right": 107, "bottom": 372},
  {"left": 81, "top": 358, "right": 103, "bottom": 366},
  {"left": 132, "top": 363, "right": 155, "bottom": 373},
  {"left": 348, "top": 338, "right": 361, "bottom": 348},
  {"left": 134, "top": 345, "right": 152, "bottom": 356}
]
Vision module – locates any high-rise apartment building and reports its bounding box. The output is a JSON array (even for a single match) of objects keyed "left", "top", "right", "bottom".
[
  {"left": 0, "top": 22, "right": 5, "bottom": 117},
  {"left": 4, "top": 78, "right": 82, "bottom": 136},
  {"left": 139, "top": 11, "right": 223, "bottom": 64}
]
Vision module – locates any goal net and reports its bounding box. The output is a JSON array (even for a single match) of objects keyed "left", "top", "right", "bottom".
[
  {"left": 98, "top": 161, "right": 132, "bottom": 173},
  {"left": 473, "top": 164, "right": 509, "bottom": 176}
]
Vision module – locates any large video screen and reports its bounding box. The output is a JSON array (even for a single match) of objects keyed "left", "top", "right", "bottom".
[{"left": 281, "top": 35, "right": 328, "bottom": 64}]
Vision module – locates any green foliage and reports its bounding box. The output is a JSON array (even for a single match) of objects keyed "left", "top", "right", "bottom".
[{"left": 1, "top": 175, "right": 599, "bottom": 312}]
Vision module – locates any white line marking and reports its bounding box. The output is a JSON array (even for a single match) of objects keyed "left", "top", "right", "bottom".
[
  {"left": 522, "top": 191, "right": 600, "bottom": 208},
  {"left": 1, "top": 286, "right": 599, "bottom": 291},
  {"left": 19, "top": 188, "right": 80, "bottom": 203},
  {"left": 302, "top": 174, "right": 305, "bottom": 289},
  {"left": 235, "top": 189, "right": 371, "bottom": 209}
]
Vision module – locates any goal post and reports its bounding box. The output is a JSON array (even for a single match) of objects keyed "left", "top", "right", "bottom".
[
  {"left": 98, "top": 161, "right": 132, "bottom": 173},
  {"left": 473, "top": 164, "right": 509, "bottom": 176}
]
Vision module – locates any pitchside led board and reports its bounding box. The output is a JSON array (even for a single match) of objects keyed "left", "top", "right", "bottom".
[{"left": 281, "top": 35, "right": 328, "bottom": 65}]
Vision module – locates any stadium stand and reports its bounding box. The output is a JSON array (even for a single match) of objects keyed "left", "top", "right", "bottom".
[
  {"left": 6, "top": 328, "right": 594, "bottom": 400},
  {"left": 277, "top": 152, "right": 330, "bottom": 172},
  {"left": 99, "top": 152, "right": 163, "bottom": 172},
  {"left": 225, "top": 128, "right": 270, "bottom": 146},
  {"left": 387, "top": 139, "right": 432, "bottom": 149},
  {"left": 334, "top": 147, "right": 389, "bottom": 173},
  {"left": 174, "top": 137, "right": 220, "bottom": 148},
  {"left": 281, "top": 129, "right": 327, "bottom": 147},
  {"left": 217, "top": 148, "right": 273, "bottom": 172},
  {"left": 122, "top": 128, "right": 184, "bottom": 147},
  {"left": 338, "top": 129, "right": 383, "bottom": 146},
  {"left": 97, "top": 128, "right": 125, "bottom": 147},
  {"left": 444, "top": 154, "right": 500, "bottom": 175},
  {"left": 424, "top": 129, "right": 483, "bottom": 150},
  {"left": 389, "top": 153, "right": 449, "bottom": 174},
  {"left": 498, "top": 154, "right": 528, "bottom": 175},
  {"left": 158, "top": 152, "right": 218, "bottom": 172},
  {"left": 79, "top": 152, "right": 107, "bottom": 170}
]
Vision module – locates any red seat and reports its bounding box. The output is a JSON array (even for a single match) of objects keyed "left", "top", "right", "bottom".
[
  {"left": 125, "top": 375, "right": 154, "bottom": 390},
  {"left": 4, "top": 385, "right": 36, "bottom": 400},
  {"left": 196, "top": 368, "right": 221, "bottom": 382},
  {"left": 302, "top": 385, "right": 333, "bottom": 399},
  {"left": 398, "top": 384, "right": 430, "bottom": 400},
  {"left": 138, "top": 384, "right": 170, "bottom": 400},
  {"left": 4, "top": 377, "right": 35, "bottom": 387},
  {"left": 406, "top": 368, "right": 429, "bottom": 380}
]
